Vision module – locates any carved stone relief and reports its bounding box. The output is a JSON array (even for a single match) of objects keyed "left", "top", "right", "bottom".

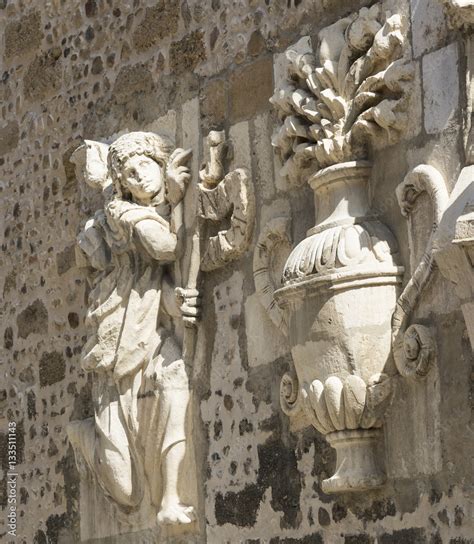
[
  {"left": 266, "top": 4, "right": 436, "bottom": 494},
  {"left": 393, "top": 165, "right": 449, "bottom": 377},
  {"left": 198, "top": 130, "right": 255, "bottom": 271},
  {"left": 435, "top": 166, "right": 474, "bottom": 349},
  {"left": 68, "top": 132, "right": 199, "bottom": 530},
  {"left": 253, "top": 216, "right": 292, "bottom": 335},
  {"left": 435, "top": 0, "right": 474, "bottom": 349},
  {"left": 67, "top": 129, "right": 255, "bottom": 537},
  {"left": 271, "top": 4, "right": 413, "bottom": 186}
]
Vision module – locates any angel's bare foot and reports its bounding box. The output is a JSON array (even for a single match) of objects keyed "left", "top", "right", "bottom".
[{"left": 157, "top": 502, "right": 195, "bottom": 525}]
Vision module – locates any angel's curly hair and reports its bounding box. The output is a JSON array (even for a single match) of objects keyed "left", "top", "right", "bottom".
[{"left": 107, "top": 131, "right": 173, "bottom": 197}]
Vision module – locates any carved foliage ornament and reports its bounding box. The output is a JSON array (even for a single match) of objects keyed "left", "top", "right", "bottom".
[{"left": 271, "top": 4, "right": 413, "bottom": 185}]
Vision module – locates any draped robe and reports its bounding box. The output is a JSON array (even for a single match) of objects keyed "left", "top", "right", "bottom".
[{"left": 74, "top": 200, "right": 196, "bottom": 511}]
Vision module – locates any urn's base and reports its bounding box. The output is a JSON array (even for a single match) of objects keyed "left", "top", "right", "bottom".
[{"left": 322, "top": 429, "right": 385, "bottom": 493}]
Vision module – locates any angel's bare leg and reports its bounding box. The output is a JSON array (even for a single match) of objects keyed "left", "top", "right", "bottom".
[{"left": 157, "top": 440, "right": 194, "bottom": 525}]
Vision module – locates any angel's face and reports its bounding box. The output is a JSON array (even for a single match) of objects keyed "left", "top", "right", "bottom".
[{"left": 120, "top": 154, "right": 164, "bottom": 204}]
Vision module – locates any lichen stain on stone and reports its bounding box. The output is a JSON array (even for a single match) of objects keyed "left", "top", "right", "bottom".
[
  {"left": 379, "top": 527, "right": 427, "bottom": 543},
  {"left": 215, "top": 483, "right": 262, "bottom": 527},
  {"left": 45, "top": 512, "right": 71, "bottom": 544},
  {"left": 4, "top": 326, "right": 13, "bottom": 349},
  {"left": 354, "top": 498, "right": 397, "bottom": 523},
  {"left": 55, "top": 451, "right": 81, "bottom": 542},
  {"left": 269, "top": 534, "right": 323, "bottom": 543},
  {"left": 215, "top": 437, "right": 302, "bottom": 529}
]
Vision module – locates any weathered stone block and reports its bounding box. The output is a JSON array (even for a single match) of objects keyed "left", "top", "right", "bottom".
[
  {"left": 230, "top": 57, "right": 273, "bottom": 123},
  {"left": 0, "top": 121, "right": 19, "bottom": 156},
  {"left": 170, "top": 31, "right": 206, "bottom": 75},
  {"left": 132, "top": 2, "right": 180, "bottom": 51},
  {"left": 24, "top": 48, "right": 63, "bottom": 101},
  {"left": 344, "top": 536, "right": 374, "bottom": 544},
  {"left": 410, "top": 0, "right": 448, "bottom": 57},
  {"left": 247, "top": 30, "right": 266, "bottom": 57},
  {"left": 17, "top": 299, "right": 48, "bottom": 339},
  {"left": 113, "top": 64, "right": 154, "bottom": 103},
  {"left": 200, "top": 78, "right": 227, "bottom": 129},
  {"left": 56, "top": 245, "right": 76, "bottom": 275},
  {"left": 423, "top": 43, "right": 459, "bottom": 134},
  {"left": 4, "top": 11, "right": 42, "bottom": 59},
  {"left": 84, "top": 0, "right": 97, "bottom": 18}
]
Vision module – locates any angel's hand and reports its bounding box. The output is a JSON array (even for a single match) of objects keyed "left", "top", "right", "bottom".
[
  {"left": 175, "top": 287, "right": 201, "bottom": 325},
  {"left": 166, "top": 148, "right": 192, "bottom": 205}
]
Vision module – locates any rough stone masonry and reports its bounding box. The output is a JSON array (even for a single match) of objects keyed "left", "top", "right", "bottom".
[{"left": 0, "top": 1, "right": 473, "bottom": 543}]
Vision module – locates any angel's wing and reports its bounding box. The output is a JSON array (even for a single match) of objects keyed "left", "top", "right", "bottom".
[
  {"left": 71, "top": 140, "right": 112, "bottom": 270},
  {"left": 70, "top": 140, "right": 111, "bottom": 192}
]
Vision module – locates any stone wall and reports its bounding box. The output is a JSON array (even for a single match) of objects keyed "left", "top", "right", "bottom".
[{"left": 0, "top": 0, "right": 473, "bottom": 543}]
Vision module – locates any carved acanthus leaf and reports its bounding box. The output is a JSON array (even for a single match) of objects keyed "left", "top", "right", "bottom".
[
  {"left": 271, "top": 4, "right": 413, "bottom": 184},
  {"left": 301, "top": 373, "right": 393, "bottom": 435},
  {"left": 282, "top": 220, "right": 398, "bottom": 282}
]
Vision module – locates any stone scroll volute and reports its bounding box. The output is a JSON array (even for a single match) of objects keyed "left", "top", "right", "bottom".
[{"left": 393, "top": 165, "right": 450, "bottom": 378}]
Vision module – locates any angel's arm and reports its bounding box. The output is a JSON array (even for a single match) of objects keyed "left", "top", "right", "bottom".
[
  {"left": 77, "top": 215, "right": 111, "bottom": 270},
  {"left": 135, "top": 219, "right": 177, "bottom": 261}
]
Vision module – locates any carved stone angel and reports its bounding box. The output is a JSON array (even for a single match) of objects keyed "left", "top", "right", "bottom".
[{"left": 67, "top": 132, "right": 198, "bottom": 526}]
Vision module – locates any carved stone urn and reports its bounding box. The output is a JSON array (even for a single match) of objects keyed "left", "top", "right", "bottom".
[
  {"left": 268, "top": 3, "right": 417, "bottom": 493},
  {"left": 275, "top": 161, "right": 404, "bottom": 493}
]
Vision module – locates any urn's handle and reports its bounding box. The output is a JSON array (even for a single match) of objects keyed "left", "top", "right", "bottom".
[{"left": 392, "top": 165, "right": 449, "bottom": 378}]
